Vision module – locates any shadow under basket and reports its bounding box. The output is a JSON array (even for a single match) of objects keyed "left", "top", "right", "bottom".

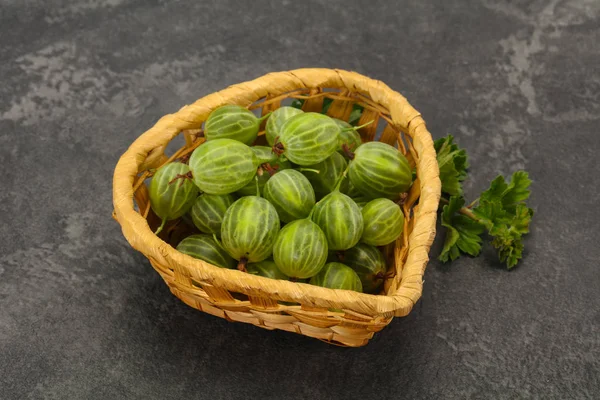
[{"left": 112, "top": 68, "right": 441, "bottom": 347}]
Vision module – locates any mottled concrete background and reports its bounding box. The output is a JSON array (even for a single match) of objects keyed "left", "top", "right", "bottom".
[{"left": 1, "top": 0, "right": 599, "bottom": 399}]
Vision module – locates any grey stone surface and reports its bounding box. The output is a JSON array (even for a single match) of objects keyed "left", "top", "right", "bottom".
[{"left": 1, "top": 0, "right": 599, "bottom": 398}]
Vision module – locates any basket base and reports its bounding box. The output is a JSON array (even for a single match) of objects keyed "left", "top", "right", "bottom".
[{"left": 164, "top": 278, "right": 390, "bottom": 348}]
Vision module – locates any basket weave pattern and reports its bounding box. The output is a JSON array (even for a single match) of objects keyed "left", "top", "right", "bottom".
[{"left": 113, "top": 69, "right": 441, "bottom": 347}]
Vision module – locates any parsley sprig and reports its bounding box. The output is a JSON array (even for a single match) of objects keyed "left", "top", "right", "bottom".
[{"left": 434, "top": 135, "right": 534, "bottom": 269}]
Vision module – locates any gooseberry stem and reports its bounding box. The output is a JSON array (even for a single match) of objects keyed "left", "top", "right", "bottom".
[
  {"left": 154, "top": 218, "right": 167, "bottom": 235},
  {"left": 342, "top": 143, "right": 355, "bottom": 160},
  {"left": 467, "top": 197, "right": 480, "bottom": 209},
  {"left": 255, "top": 176, "right": 260, "bottom": 197},
  {"left": 257, "top": 112, "right": 272, "bottom": 124},
  {"left": 395, "top": 192, "right": 408, "bottom": 206},
  {"left": 262, "top": 163, "right": 279, "bottom": 176},
  {"left": 168, "top": 171, "right": 194, "bottom": 187},
  {"left": 341, "top": 119, "right": 374, "bottom": 132},
  {"left": 375, "top": 271, "right": 395, "bottom": 280},
  {"left": 439, "top": 196, "right": 479, "bottom": 221},
  {"left": 333, "top": 162, "right": 351, "bottom": 192},
  {"left": 272, "top": 136, "right": 285, "bottom": 156},
  {"left": 238, "top": 257, "right": 248, "bottom": 272},
  {"left": 179, "top": 153, "right": 191, "bottom": 164},
  {"left": 296, "top": 168, "right": 320, "bottom": 174}
]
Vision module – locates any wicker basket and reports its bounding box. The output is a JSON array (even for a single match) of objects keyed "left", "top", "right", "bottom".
[{"left": 112, "top": 68, "right": 441, "bottom": 347}]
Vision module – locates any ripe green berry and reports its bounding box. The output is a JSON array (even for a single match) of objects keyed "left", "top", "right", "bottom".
[
  {"left": 263, "top": 169, "right": 316, "bottom": 223},
  {"left": 348, "top": 141, "right": 412, "bottom": 200},
  {"left": 333, "top": 118, "right": 362, "bottom": 156},
  {"left": 265, "top": 106, "right": 303, "bottom": 146},
  {"left": 300, "top": 152, "right": 349, "bottom": 200},
  {"left": 221, "top": 196, "right": 280, "bottom": 269},
  {"left": 236, "top": 151, "right": 292, "bottom": 197},
  {"left": 338, "top": 243, "right": 387, "bottom": 293},
  {"left": 309, "top": 262, "right": 363, "bottom": 292},
  {"left": 189, "top": 138, "right": 259, "bottom": 195},
  {"left": 272, "top": 219, "right": 328, "bottom": 279},
  {"left": 246, "top": 259, "right": 289, "bottom": 280},
  {"left": 190, "top": 193, "right": 236, "bottom": 235},
  {"left": 361, "top": 198, "right": 404, "bottom": 246},
  {"left": 205, "top": 105, "right": 267, "bottom": 145},
  {"left": 273, "top": 112, "right": 340, "bottom": 166},
  {"left": 176, "top": 234, "right": 236, "bottom": 269},
  {"left": 148, "top": 162, "right": 199, "bottom": 234}
]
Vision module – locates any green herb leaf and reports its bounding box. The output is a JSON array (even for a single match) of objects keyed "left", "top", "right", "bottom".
[
  {"left": 290, "top": 99, "right": 305, "bottom": 109},
  {"left": 439, "top": 196, "right": 485, "bottom": 263},
  {"left": 474, "top": 171, "right": 534, "bottom": 269},
  {"left": 348, "top": 104, "right": 364, "bottom": 126},
  {"left": 321, "top": 97, "right": 334, "bottom": 114},
  {"left": 488, "top": 204, "right": 533, "bottom": 268},
  {"left": 490, "top": 225, "right": 524, "bottom": 269},
  {"left": 510, "top": 203, "right": 534, "bottom": 235},
  {"left": 434, "top": 134, "right": 534, "bottom": 269},
  {"left": 479, "top": 171, "right": 532, "bottom": 214},
  {"left": 472, "top": 199, "right": 506, "bottom": 230},
  {"left": 434, "top": 135, "right": 469, "bottom": 197}
]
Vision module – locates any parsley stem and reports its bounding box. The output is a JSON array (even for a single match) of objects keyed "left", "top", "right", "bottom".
[
  {"left": 440, "top": 197, "right": 479, "bottom": 221},
  {"left": 467, "top": 197, "right": 480, "bottom": 209}
]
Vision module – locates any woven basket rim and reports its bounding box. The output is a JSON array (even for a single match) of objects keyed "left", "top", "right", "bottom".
[{"left": 112, "top": 68, "right": 441, "bottom": 317}]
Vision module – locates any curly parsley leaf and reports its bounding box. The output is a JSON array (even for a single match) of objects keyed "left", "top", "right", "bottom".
[
  {"left": 434, "top": 135, "right": 469, "bottom": 197},
  {"left": 439, "top": 196, "right": 485, "bottom": 263}
]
